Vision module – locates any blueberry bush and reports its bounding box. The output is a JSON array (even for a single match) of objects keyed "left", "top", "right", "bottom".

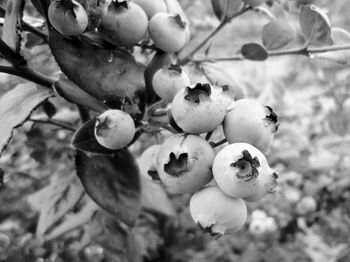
[{"left": 0, "top": 0, "right": 350, "bottom": 261}]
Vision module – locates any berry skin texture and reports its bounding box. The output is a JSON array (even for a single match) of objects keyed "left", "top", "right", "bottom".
[
  {"left": 190, "top": 186, "right": 247, "bottom": 236},
  {"left": 100, "top": 1, "right": 148, "bottom": 47},
  {"left": 94, "top": 110, "right": 135, "bottom": 150},
  {"left": 212, "top": 143, "right": 278, "bottom": 200},
  {"left": 152, "top": 64, "right": 190, "bottom": 102},
  {"left": 138, "top": 145, "right": 161, "bottom": 181},
  {"left": 156, "top": 134, "right": 215, "bottom": 194},
  {"left": 223, "top": 99, "right": 278, "bottom": 153},
  {"left": 133, "top": 0, "right": 167, "bottom": 19},
  {"left": 48, "top": 0, "right": 88, "bottom": 36},
  {"left": 149, "top": 13, "right": 187, "bottom": 53},
  {"left": 171, "top": 83, "right": 228, "bottom": 134}
]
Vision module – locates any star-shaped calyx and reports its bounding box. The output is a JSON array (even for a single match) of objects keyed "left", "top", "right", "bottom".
[
  {"left": 111, "top": 0, "right": 129, "bottom": 9},
  {"left": 184, "top": 83, "right": 212, "bottom": 105},
  {"left": 197, "top": 222, "right": 221, "bottom": 238},
  {"left": 230, "top": 150, "right": 260, "bottom": 182},
  {"left": 168, "top": 64, "right": 182, "bottom": 74},
  {"left": 164, "top": 152, "right": 189, "bottom": 177},
  {"left": 265, "top": 105, "right": 279, "bottom": 133},
  {"left": 95, "top": 116, "right": 111, "bottom": 137}
]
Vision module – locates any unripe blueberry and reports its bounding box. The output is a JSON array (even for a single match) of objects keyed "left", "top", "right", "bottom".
[
  {"left": 190, "top": 186, "right": 247, "bottom": 236},
  {"left": 171, "top": 83, "right": 228, "bottom": 134},
  {"left": 94, "top": 110, "right": 135, "bottom": 150},
  {"left": 156, "top": 134, "right": 215, "bottom": 193},
  {"left": 223, "top": 99, "right": 279, "bottom": 153},
  {"left": 212, "top": 143, "right": 278, "bottom": 200},
  {"left": 152, "top": 64, "right": 190, "bottom": 102},
  {"left": 138, "top": 145, "right": 161, "bottom": 181}
]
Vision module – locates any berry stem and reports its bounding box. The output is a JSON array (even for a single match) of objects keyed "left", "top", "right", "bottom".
[
  {"left": 210, "top": 138, "right": 227, "bottom": 148},
  {"left": 29, "top": 118, "right": 76, "bottom": 132},
  {"left": 178, "top": 5, "right": 251, "bottom": 65},
  {"left": 160, "top": 124, "right": 178, "bottom": 134},
  {"left": 191, "top": 44, "right": 350, "bottom": 63}
]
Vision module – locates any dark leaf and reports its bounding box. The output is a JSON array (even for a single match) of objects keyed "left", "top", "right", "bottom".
[
  {"left": 48, "top": 30, "right": 146, "bottom": 120},
  {"left": 30, "top": 0, "right": 49, "bottom": 18},
  {"left": 0, "top": 83, "right": 53, "bottom": 156},
  {"left": 241, "top": 43, "right": 268, "bottom": 61},
  {"left": 54, "top": 80, "right": 109, "bottom": 113},
  {"left": 71, "top": 119, "right": 118, "bottom": 154},
  {"left": 75, "top": 150, "right": 141, "bottom": 226},
  {"left": 42, "top": 100, "right": 56, "bottom": 119}
]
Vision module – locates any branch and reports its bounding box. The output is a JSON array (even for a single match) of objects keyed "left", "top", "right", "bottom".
[
  {"left": 191, "top": 44, "right": 350, "bottom": 63},
  {"left": 178, "top": 5, "right": 251, "bottom": 65},
  {"left": 29, "top": 118, "right": 76, "bottom": 132},
  {"left": 0, "top": 65, "right": 55, "bottom": 88}
]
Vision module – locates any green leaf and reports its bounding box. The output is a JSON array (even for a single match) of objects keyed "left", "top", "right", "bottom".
[
  {"left": 75, "top": 150, "right": 141, "bottom": 226},
  {"left": 71, "top": 118, "right": 119, "bottom": 154},
  {"left": 211, "top": 0, "right": 243, "bottom": 21},
  {"left": 262, "top": 20, "right": 295, "bottom": 50},
  {"left": 299, "top": 5, "right": 332, "bottom": 46},
  {"left": 200, "top": 63, "right": 245, "bottom": 100},
  {"left": 241, "top": 43, "right": 268, "bottom": 61},
  {"left": 0, "top": 83, "right": 53, "bottom": 156},
  {"left": 2, "top": 0, "right": 25, "bottom": 52},
  {"left": 44, "top": 196, "right": 98, "bottom": 240},
  {"left": 28, "top": 171, "right": 84, "bottom": 237},
  {"left": 54, "top": 80, "right": 109, "bottom": 113},
  {"left": 141, "top": 178, "right": 175, "bottom": 217},
  {"left": 48, "top": 30, "right": 146, "bottom": 120}
]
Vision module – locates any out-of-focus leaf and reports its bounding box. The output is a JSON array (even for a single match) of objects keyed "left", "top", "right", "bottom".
[
  {"left": 211, "top": 0, "right": 243, "bottom": 21},
  {"left": 2, "top": 0, "right": 25, "bottom": 52},
  {"left": 28, "top": 171, "right": 84, "bottom": 237},
  {"left": 299, "top": 5, "right": 332, "bottom": 46},
  {"left": 44, "top": 196, "right": 99, "bottom": 240},
  {"left": 71, "top": 118, "right": 118, "bottom": 154},
  {"left": 200, "top": 63, "right": 245, "bottom": 100},
  {"left": 54, "top": 80, "right": 109, "bottom": 113},
  {"left": 241, "top": 43, "right": 268, "bottom": 61},
  {"left": 313, "top": 27, "right": 350, "bottom": 65},
  {"left": 0, "top": 83, "right": 53, "bottom": 156},
  {"left": 262, "top": 20, "right": 295, "bottom": 50},
  {"left": 90, "top": 211, "right": 142, "bottom": 262},
  {"left": 75, "top": 150, "right": 141, "bottom": 226},
  {"left": 141, "top": 178, "right": 175, "bottom": 217},
  {"left": 49, "top": 30, "right": 145, "bottom": 120}
]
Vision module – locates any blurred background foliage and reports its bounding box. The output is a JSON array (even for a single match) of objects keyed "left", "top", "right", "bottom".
[{"left": 0, "top": 0, "right": 350, "bottom": 261}]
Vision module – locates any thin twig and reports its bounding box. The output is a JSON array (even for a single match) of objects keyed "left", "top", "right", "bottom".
[
  {"left": 160, "top": 124, "right": 178, "bottom": 134},
  {"left": 191, "top": 44, "right": 350, "bottom": 63},
  {"left": 29, "top": 118, "right": 76, "bottom": 132},
  {"left": 178, "top": 5, "right": 251, "bottom": 65}
]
